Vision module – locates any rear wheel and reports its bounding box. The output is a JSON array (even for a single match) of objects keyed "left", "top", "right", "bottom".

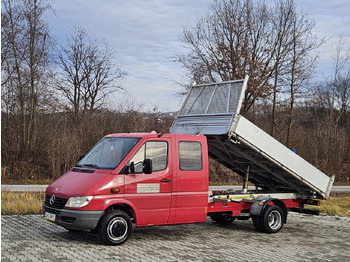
[
  {"left": 252, "top": 215, "right": 264, "bottom": 232},
  {"left": 262, "top": 205, "right": 284, "bottom": 233},
  {"left": 98, "top": 210, "right": 132, "bottom": 245},
  {"left": 253, "top": 205, "right": 284, "bottom": 233}
]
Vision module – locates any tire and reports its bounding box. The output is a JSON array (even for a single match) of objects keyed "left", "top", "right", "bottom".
[
  {"left": 98, "top": 210, "right": 132, "bottom": 245},
  {"left": 260, "top": 205, "right": 284, "bottom": 233},
  {"left": 252, "top": 215, "right": 264, "bottom": 232},
  {"left": 210, "top": 214, "right": 235, "bottom": 224}
]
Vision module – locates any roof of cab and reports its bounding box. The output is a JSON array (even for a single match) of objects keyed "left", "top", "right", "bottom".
[
  {"left": 105, "top": 131, "right": 159, "bottom": 138},
  {"left": 104, "top": 131, "right": 205, "bottom": 139}
]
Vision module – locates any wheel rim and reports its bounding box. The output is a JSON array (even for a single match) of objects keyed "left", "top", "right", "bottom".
[
  {"left": 107, "top": 217, "right": 128, "bottom": 241},
  {"left": 268, "top": 210, "right": 282, "bottom": 230}
]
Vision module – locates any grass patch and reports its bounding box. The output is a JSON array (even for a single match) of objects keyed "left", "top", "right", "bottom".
[
  {"left": 1, "top": 178, "right": 54, "bottom": 185},
  {"left": 1, "top": 192, "right": 44, "bottom": 215},
  {"left": 305, "top": 193, "right": 350, "bottom": 217}
]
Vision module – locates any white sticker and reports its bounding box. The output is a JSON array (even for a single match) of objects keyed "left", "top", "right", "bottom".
[
  {"left": 118, "top": 177, "right": 123, "bottom": 183},
  {"left": 137, "top": 183, "right": 160, "bottom": 193}
]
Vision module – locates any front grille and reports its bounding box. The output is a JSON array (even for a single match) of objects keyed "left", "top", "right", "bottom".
[{"left": 45, "top": 194, "right": 68, "bottom": 209}]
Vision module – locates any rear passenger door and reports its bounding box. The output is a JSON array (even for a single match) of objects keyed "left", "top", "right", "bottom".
[{"left": 172, "top": 136, "right": 209, "bottom": 224}]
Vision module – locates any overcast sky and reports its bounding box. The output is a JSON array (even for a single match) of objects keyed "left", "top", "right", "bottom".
[{"left": 47, "top": 0, "right": 350, "bottom": 112}]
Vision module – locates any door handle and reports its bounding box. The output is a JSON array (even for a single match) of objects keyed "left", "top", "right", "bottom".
[{"left": 160, "top": 179, "right": 172, "bottom": 183}]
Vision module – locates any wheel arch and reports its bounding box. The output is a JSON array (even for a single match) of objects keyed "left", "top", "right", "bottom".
[
  {"left": 269, "top": 199, "right": 287, "bottom": 223},
  {"left": 250, "top": 197, "right": 287, "bottom": 223},
  {"left": 105, "top": 204, "right": 137, "bottom": 223}
]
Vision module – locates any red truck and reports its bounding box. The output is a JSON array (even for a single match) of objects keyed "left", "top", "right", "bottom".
[{"left": 43, "top": 78, "right": 334, "bottom": 245}]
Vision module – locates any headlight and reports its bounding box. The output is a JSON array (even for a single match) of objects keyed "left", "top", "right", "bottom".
[{"left": 65, "top": 196, "right": 93, "bottom": 208}]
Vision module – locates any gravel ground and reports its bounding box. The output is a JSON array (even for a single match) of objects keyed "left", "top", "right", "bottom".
[{"left": 2, "top": 212, "right": 350, "bottom": 261}]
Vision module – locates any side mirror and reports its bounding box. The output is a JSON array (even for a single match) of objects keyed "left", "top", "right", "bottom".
[
  {"left": 78, "top": 155, "right": 85, "bottom": 161},
  {"left": 120, "top": 162, "right": 134, "bottom": 175},
  {"left": 129, "top": 162, "right": 135, "bottom": 173},
  {"left": 143, "top": 159, "right": 152, "bottom": 174}
]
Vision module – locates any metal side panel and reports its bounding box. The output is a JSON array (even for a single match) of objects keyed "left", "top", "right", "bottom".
[
  {"left": 170, "top": 77, "right": 248, "bottom": 135},
  {"left": 231, "top": 115, "right": 332, "bottom": 198},
  {"left": 170, "top": 114, "right": 234, "bottom": 135}
]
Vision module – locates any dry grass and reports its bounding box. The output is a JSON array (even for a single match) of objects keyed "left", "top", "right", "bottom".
[
  {"left": 305, "top": 193, "right": 350, "bottom": 217},
  {"left": 1, "top": 192, "right": 44, "bottom": 215}
]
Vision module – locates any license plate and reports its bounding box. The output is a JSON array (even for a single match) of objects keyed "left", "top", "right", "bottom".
[{"left": 44, "top": 212, "right": 56, "bottom": 222}]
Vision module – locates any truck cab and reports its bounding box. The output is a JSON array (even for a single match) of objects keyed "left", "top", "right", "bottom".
[{"left": 43, "top": 132, "right": 209, "bottom": 245}]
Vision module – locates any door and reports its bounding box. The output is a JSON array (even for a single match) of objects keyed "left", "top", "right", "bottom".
[
  {"left": 124, "top": 138, "right": 172, "bottom": 226},
  {"left": 172, "top": 136, "right": 209, "bottom": 224}
]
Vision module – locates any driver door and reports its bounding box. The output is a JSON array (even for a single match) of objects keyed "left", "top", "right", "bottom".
[{"left": 124, "top": 138, "right": 172, "bottom": 226}]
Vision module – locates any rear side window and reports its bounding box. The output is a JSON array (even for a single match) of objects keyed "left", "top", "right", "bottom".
[{"left": 179, "top": 141, "right": 202, "bottom": 171}]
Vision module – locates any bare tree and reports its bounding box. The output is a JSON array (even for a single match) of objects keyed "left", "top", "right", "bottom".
[
  {"left": 283, "top": 7, "right": 321, "bottom": 147},
  {"left": 332, "top": 36, "right": 350, "bottom": 124},
  {"left": 178, "top": 0, "right": 322, "bottom": 122},
  {"left": 55, "top": 26, "right": 124, "bottom": 125},
  {"left": 314, "top": 36, "right": 350, "bottom": 125},
  {"left": 269, "top": 0, "right": 295, "bottom": 136},
  {"left": 178, "top": 0, "right": 276, "bottom": 113},
  {"left": 1, "top": 0, "right": 53, "bottom": 154}
]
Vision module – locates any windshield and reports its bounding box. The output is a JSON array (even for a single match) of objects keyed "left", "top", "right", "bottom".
[{"left": 78, "top": 137, "right": 140, "bottom": 170}]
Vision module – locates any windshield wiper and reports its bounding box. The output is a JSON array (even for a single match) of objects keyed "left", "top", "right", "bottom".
[{"left": 81, "top": 164, "right": 99, "bottom": 169}]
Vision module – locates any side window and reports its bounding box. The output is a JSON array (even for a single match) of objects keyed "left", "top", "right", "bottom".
[
  {"left": 179, "top": 141, "right": 202, "bottom": 171},
  {"left": 128, "top": 141, "right": 168, "bottom": 173},
  {"left": 129, "top": 144, "right": 145, "bottom": 173},
  {"left": 146, "top": 141, "right": 168, "bottom": 171}
]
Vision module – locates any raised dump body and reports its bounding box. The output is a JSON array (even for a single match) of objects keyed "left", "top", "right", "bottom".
[{"left": 171, "top": 76, "right": 334, "bottom": 199}]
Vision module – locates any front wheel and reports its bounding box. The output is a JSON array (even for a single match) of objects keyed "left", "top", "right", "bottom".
[{"left": 98, "top": 210, "right": 132, "bottom": 245}]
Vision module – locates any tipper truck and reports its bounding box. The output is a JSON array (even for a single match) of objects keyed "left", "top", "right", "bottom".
[{"left": 43, "top": 76, "right": 334, "bottom": 245}]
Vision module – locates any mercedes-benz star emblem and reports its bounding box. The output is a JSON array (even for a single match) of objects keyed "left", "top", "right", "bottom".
[{"left": 49, "top": 194, "right": 56, "bottom": 205}]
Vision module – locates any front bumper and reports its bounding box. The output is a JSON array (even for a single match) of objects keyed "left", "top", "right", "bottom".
[{"left": 43, "top": 204, "right": 104, "bottom": 230}]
